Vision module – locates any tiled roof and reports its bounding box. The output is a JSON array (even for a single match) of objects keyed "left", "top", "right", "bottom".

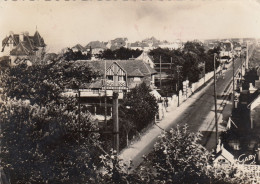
[
  {"left": 2, "top": 31, "right": 45, "bottom": 55},
  {"left": 129, "top": 68, "right": 144, "bottom": 77},
  {"left": 33, "top": 31, "right": 46, "bottom": 47},
  {"left": 110, "top": 38, "right": 127, "bottom": 50},
  {"left": 10, "top": 42, "right": 32, "bottom": 56},
  {"left": 86, "top": 41, "right": 107, "bottom": 49},
  {"left": 2, "top": 36, "right": 9, "bottom": 47},
  {"left": 130, "top": 42, "right": 149, "bottom": 48},
  {"left": 74, "top": 60, "right": 157, "bottom": 77},
  {"left": 72, "top": 44, "right": 86, "bottom": 51}
]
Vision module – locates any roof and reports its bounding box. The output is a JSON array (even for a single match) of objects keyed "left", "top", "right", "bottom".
[
  {"left": 72, "top": 44, "right": 86, "bottom": 51},
  {"left": 2, "top": 31, "right": 46, "bottom": 55},
  {"left": 110, "top": 38, "right": 127, "bottom": 50},
  {"left": 215, "top": 146, "right": 236, "bottom": 164},
  {"left": 86, "top": 41, "right": 107, "bottom": 49},
  {"left": 33, "top": 31, "right": 46, "bottom": 47},
  {"left": 130, "top": 42, "right": 149, "bottom": 48},
  {"left": 10, "top": 42, "right": 33, "bottom": 56},
  {"left": 74, "top": 60, "right": 157, "bottom": 77},
  {"left": 129, "top": 68, "right": 144, "bottom": 77}
]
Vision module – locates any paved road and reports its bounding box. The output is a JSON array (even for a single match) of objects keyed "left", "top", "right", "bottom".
[{"left": 120, "top": 47, "right": 255, "bottom": 168}]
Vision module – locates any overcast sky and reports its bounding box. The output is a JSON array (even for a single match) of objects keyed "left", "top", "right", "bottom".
[{"left": 1, "top": 0, "right": 260, "bottom": 53}]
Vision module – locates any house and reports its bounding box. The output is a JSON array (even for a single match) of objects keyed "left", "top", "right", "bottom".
[
  {"left": 220, "top": 40, "right": 233, "bottom": 58},
  {"left": 64, "top": 60, "right": 157, "bottom": 98},
  {"left": 85, "top": 41, "right": 107, "bottom": 56},
  {"left": 1, "top": 31, "right": 46, "bottom": 65},
  {"left": 214, "top": 142, "right": 236, "bottom": 167},
  {"left": 129, "top": 41, "right": 149, "bottom": 51},
  {"left": 109, "top": 38, "right": 128, "bottom": 51},
  {"left": 135, "top": 51, "right": 155, "bottom": 68},
  {"left": 71, "top": 44, "right": 88, "bottom": 55},
  {"left": 62, "top": 59, "right": 157, "bottom": 122}
]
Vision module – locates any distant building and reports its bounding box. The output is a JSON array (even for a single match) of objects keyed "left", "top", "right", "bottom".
[
  {"left": 220, "top": 40, "right": 233, "bottom": 59},
  {"left": 86, "top": 41, "right": 107, "bottom": 56},
  {"left": 71, "top": 44, "right": 88, "bottom": 55},
  {"left": 135, "top": 51, "right": 155, "bottom": 68},
  {"left": 108, "top": 38, "right": 128, "bottom": 51},
  {"left": 1, "top": 30, "right": 46, "bottom": 65}
]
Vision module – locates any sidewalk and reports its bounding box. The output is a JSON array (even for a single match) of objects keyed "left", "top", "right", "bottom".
[{"left": 119, "top": 79, "right": 215, "bottom": 167}]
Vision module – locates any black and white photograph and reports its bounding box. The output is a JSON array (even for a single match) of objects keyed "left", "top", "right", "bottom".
[{"left": 1, "top": 0, "right": 260, "bottom": 183}]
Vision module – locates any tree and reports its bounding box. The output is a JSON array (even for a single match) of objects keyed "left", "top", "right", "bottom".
[
  {"left": 0, "top": 61, "right": 101, "bottom": 183},
  {"left": 96, "top": 124, "right": 250, "bottom": 184},
  {"left": 0, "top": 98, "right": 99, "bottom": 183},
  {"left": 119, "top": 83, "right": 158, "bottom": 147},
  {"left": 98, "top": 47, "right": 142, "bottom": 60},
  {"left": 63, "top": 48, "right": 91, "bottom": 61}
]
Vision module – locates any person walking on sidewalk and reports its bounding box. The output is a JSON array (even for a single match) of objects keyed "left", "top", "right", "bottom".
[{"left": 165, "top": 97, "right": 168, "bottom": 107}]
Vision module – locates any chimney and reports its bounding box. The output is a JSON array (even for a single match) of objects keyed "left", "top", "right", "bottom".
[{"left": 19, "top": 32, "right": 24, "bottom": 42}]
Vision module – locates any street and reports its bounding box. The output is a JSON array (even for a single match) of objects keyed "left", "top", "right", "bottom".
[{"left": 119, "top": 54, "right": 252, "bottom": 168}]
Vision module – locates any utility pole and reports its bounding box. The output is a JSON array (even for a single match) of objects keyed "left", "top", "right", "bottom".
[
  {"left": 112, "top": 92, "right": 119, "bottom": 153},
  {"left": 232, "top": 54, "right": 235, "bottom": 108},
  {"left": 77, "top": 90, "right": 81, "bottom": 145},
  {"left": 213, "top": 54, "right": 218, "bottom": 148},
  {"left": 176, "top": 65, "right": 181, "bottom": 107},
  {"left": 246, "top": 41, "right": 249, "bottom": 70},
  {"left": 171, "top": 57, "right": 173, "bottom": 90},
  {"left": 104, "top": 60, "right": 107, "bottom": 126},
  {"left": 112, "top": 63, "right": 119, "bottom": 154},
  {"left": 204, "top": 61, "right": 206, "bottom": 84},
  {"left": 160, "top": 55, "right": 162, "bottom": 89}
]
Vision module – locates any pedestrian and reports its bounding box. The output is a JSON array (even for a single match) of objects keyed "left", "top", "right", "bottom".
[{"left": 165, "top": 97, "right": 169, "bottom": 107}]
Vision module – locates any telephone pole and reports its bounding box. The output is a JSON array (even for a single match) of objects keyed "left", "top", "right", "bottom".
[
  {"left": 171, "top": 57, "right": 173, "bottom": 90},
  {"left": 77, "top": 90, "right": 81, "bottom": 145},
  {"left": 160, "top": 55, "right": 162, "bottom": 89},
  {"left": 232, "top": 54, "right": 235, "bottom": 108},
  {"left": 104, "top": 60, "right": 107, "bottom": 126},
  {"left": 203, "top": 61, "right": 206, "bottom": 84},
  {"left": 112, "top": 92, "right": 119, "bottom": 153},
  {"left": 246, "top": 41, "right": 249, "bottom": 70},
  {"left": 176, "top": 65, "right": 181, "bottom": 107},
  {"left": 213, "top": 54, "right": 218, "bottom": 148}
]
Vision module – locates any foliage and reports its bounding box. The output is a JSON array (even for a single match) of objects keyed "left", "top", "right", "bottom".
[
  {"left": 0, "top": 98, "right": 99, "bottom": 183},
  {"left": 0, "top": 61, "right": 101, "bottom": 183},
  {"left": 97, "top": 124, "right": 250, "bottom": 184},
  {"left": 149, "top": 42, "right": 221, "bottom": 90},
  {"left": 98, "top": 47, "right": 142, "bottom": 60},
  {"left": 63, "top": 48, "right": 91, "bottom": 61},
  {"left": 1, "top": 61, "right": 99, "bottom": 105},
  {"left": 118, "top": 83, "right": 158, "bottom": 147}
]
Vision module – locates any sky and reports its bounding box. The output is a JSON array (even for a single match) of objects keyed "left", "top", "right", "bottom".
[{"left": 1, "top": 0, "right": 260, "bottom": 53}]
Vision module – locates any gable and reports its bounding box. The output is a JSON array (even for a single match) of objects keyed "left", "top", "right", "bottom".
[{"left": 106, "top": 62, "right": 126, "bottom": 76}]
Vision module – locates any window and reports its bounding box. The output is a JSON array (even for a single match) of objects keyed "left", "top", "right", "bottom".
[
  {"left": 118, "top": 76, "right": 125, "bottom": 81},
  {"left": 107, "top": 76, "right": 113, "bottom": 81}
]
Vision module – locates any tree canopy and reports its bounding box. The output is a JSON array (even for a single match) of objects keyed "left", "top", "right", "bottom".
[
  {"left": 97, "top": 47, "right": 142, "bottom": 60},
  {"left": 149, "top": 42, "right": 221, "bottom": 90},
  {"left": 97, "top": 125, "right": 250, "bottom": 184},
  {"left": 0, "top": 61, "right": 101, "bottom": 183}
]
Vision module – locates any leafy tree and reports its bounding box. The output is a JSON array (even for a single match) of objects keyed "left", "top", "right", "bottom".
[
  {"left": 119, "top": 83, "right": 158, "bottom": 147},
  {"left": 0, "top": 98, "right": 99, "bottom": 183},
  {"left": 97, "top": 125, "right": 250, "bottom": 184},
  {"left": 63, "top": 48, "right": 91, "bottom": 61},
  {"left": 0, "top": 61, "right": 101, "bottom": 183},
  {"left": 98, "top": 47, "right": 142, "bottom": 60}
]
